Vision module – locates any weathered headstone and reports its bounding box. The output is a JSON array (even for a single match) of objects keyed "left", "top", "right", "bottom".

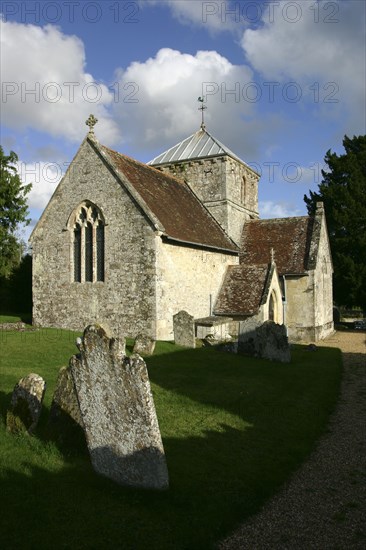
[
  {"left": 255, "top": 321, "right": 291, "bottom": 363},
  {"left": 7, "top": 373, "right": 46, "bottom": 434},
  {"left": 239, "top": 321, "right": 291, "bottom": 363},
  {"left": 173, "top": 310, "right": 195, "bottom": 348},
  {"left": 133, "top": 334, "right": 156, "bottom": 356},
  {"left": 49, "top": 366, "right": 82, "bottom": 427},
  {"left": 70, "top": 324, "right": 169, "bottom": 489}
]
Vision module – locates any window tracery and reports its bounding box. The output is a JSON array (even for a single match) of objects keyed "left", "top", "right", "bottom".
[{"left": 72, "top": 202, "right": 105, "bottom": 283}]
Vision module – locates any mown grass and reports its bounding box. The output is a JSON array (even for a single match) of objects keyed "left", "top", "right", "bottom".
[
  {"left": 0, "top": 313, "right": 32, "bottom": 324},
  {"left": 0, "top": 328, "right": 342, "bottom": 549}
]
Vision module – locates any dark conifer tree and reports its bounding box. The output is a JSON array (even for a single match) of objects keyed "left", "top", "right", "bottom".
[{"left": 304, "top": 135, "right": 366, "bottom": 310}]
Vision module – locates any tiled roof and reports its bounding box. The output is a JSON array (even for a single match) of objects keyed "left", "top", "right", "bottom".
[
  {"left": 240, "top": 217, "right": 313, "bottom": 275},
  {"left": 101, "top": 145, "right": 238, "bottom": 252},
  {"left": 214, "top": 264, "right": 270, "bottom": 316},
  {"left": 148, "top": 127, "right": 257, "bottom": 173}
]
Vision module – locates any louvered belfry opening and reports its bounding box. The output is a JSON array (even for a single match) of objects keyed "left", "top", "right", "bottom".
[{"left": 72, "top": 203, "right": 105, "bottom": 283}]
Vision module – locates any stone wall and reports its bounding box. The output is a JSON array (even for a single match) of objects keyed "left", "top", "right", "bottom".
[
  {"left": 157, "top": 155, "right": 259, "bottom": 245},
  {"left": 31, "top": 139, "right": 157, "bottom": 338},
  {"left": 313, "top": 217, "right": 334, "bottom": 339},
  {"left": 155, "top": 239, "right": 238, "bottom": 340},
  {"left": 285, "top": 214, "right": 334, "bottom": 342},
  {"left": 285, "top": 275, "right": 315, "bottom": 341}
]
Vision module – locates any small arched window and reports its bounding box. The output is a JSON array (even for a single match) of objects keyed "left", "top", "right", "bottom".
[
  {"left": 241, "top": 176, "right": 246, "bottom": 204},
  {"left": 72, "top": 202, "right": 105, "bottom": 283},
  {"left": 269, "top": 291, "right": 279, "bottom": 323},
  {"left": 269, "top": 293, "right": 275, "bottom": 321}
]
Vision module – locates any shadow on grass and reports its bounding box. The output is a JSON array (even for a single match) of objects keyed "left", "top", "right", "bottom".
[
  {"left": 0, "top": 342, "right": 344, "bottom": 549},
  {"left": 0, "top": 311, "right": 32, "bottom": 324},
  {"left": 0, "top": 391, "right": 12, "bottom": 423},
  {"left": 0, "top": 418, "right": 314, "bottom": 550}
]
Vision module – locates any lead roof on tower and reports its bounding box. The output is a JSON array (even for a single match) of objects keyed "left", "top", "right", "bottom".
[{"left": 148, "top": 127, "right": 257, "bottom": 172}]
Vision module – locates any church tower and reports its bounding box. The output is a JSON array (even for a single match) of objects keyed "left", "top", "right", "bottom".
[{"left": 148, "top": 125, "right": 259, "bottom": 245}]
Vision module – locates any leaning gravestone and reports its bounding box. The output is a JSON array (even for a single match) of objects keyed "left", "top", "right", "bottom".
[
  {"left": 7, "top": 373, "right": 46, "bottom": 434},
  {"left": 133, "top": 333, "right": 156, "bottom": 356},
  {"left": 49, "top": 366, "right": 83, "bottom": 427},
  {"left": 70, "top": 324, "right": 169, "bottom": 490},
  {"left": 173, "top": 310, "right": 196, "bottom": 348}
]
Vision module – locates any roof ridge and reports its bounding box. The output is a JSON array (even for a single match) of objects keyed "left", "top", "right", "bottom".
[
  {"left": 100, "top": 143, "right": 238, "bottom": 252},
  {"left": 247, "top": 215, "right": 309, "bottom": 223},
  {"left": 102, "top": 144, "right": 189, "bottom": 188}
]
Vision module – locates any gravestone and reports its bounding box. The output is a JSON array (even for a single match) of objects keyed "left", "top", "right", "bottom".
[
  {"left": 173, "top": 310, "right": 195, "bottom": 348},
  {"left": 7, "top": 373, "right": 46, "bottom": 434},
  {"left": 238, "top": 321, "right": 291, "bottom": 363},
  {"left": 133, "top": 334, "right": 156, "bottom": 356},
  {"left": 70, "top": 324, "right": 169, "bottom": 489},
  {"left": 239, "top": 321, "right": 291, "bottom": 363},
  {"left": 49, "top": 367, "right": 83, "bottom": 429},
  {"left": 255, "top": 321, "right": 291, "bottom": 363}
]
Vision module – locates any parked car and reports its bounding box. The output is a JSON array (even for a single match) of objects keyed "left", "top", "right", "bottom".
[{"left": 354, "top": 320, "right": 366, "bottom": 330}]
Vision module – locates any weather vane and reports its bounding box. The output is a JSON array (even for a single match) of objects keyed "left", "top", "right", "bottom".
[
  {"left": 197, "top": 97, "right": 207, "bottom": 129},
  {"left": 85, "top": 114, "right": 98, "bottom": 137}
]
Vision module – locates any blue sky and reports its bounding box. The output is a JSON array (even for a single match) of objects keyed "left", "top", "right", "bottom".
[{"left": 1, "top": 0, "right": 365, "bottom": 243}]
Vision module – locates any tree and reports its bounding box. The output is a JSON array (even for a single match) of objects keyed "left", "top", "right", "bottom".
[
  {"left": 304, "top": 135, "right": 366, "bottom": 310},
  {"left": 0, "top": 146, "right": 32, "bottom": 278}
]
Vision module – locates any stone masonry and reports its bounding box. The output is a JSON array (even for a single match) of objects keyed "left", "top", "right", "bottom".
[
  {"left": 157, "top": 155, "right": 259, "bottom": 245},
  {"left": 31, "top": 138, "right": 157, "bottom": 338}
]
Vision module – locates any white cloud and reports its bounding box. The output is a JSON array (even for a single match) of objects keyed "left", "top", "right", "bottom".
[
  {"left": 141, "top": 1, "right": 236, "bottom": 32},
  {"left": 18, "top": 160, "right": 63, "bottom": 210},
  {"left": 113, "top": 47, "right": 255, "bottom": 153},
  {"left": 241, "top": 0, "right": 365, "bottom": 131},
  {"left": 0, "top": 20, "right": 120, "bottom": 143},
  {"left": 259, "top": 200, "right": 302, "bottom": 219}
]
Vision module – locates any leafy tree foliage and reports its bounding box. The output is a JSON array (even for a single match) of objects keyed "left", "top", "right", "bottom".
[
  {"left": 0, "top": 146, "right": 31, "bottom": 277},
  {"left": 304, "top": 135, "right": 366, "bottom": 310}
]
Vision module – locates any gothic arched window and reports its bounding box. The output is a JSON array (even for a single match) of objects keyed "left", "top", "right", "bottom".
[
  {"left": 241, "top": 176, "right": 246, "bottom": 204},
  {"left": 269, "top": 293, "right": 275, "bottom": 321},
  {"left": 268, "top": 290, "right": 279, "bottom": 323},
  {"left": 72, "top": 203, "right": 105, "bottom": 283}
]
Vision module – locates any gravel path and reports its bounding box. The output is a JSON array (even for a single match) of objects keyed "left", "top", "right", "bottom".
[{"left": 219, "top": 331, "right": 366, "bottom": 550}]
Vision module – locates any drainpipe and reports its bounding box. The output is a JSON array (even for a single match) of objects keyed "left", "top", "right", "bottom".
[
  {"left": 282, "top": 275, "right": 288, "bottom": 336},
  {"left": 209, "top": 294, "right": 212, "bottom": 316}
]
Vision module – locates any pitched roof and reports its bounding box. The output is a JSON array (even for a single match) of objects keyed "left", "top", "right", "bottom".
[
  {"left": 100, "top": 144, "right": 238, "bottom": 253},
  {"left": 148, "top": 127, "right": 258, "bottom": 174},
  {"left": 240, "top": 217, "right": 313, "bottom": 275},
  {"left": 214, "top": 264, "right": 271, "bottom": 316}
]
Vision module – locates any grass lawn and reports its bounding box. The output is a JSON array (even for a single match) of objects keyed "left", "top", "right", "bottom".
[
  {"left": 0, "top": 328, "right": 342, "bottom": 549},
  {"left": 0, "top": 313, "right": 32, "bottom": 325}
]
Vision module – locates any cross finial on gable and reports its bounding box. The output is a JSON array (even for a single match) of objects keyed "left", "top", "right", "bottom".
[
  {"left": 197, "top": 97, "right": 207, "bottom": 130},
  {"left": 270, "top": 247, "right": 275, "bottom": 264},
  {"left": 85, "top": 114, "right": 98, "bottom": 137}
]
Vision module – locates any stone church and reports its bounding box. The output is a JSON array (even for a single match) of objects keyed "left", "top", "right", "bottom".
[{"left": 30, "top": 116, "right": 334, "bottom": 342}]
